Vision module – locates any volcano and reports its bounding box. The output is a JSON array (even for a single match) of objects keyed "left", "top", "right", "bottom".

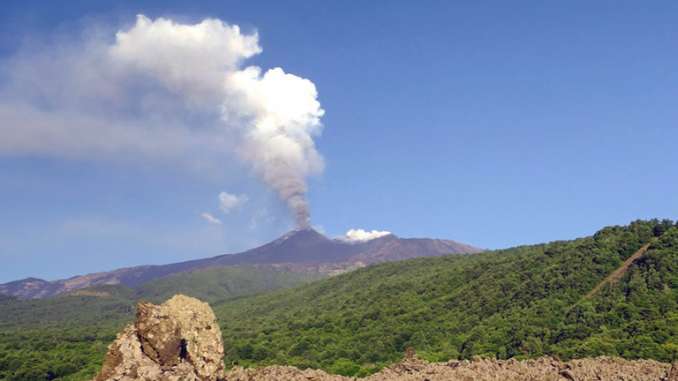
[{"left": 0, "top": 228, "right": 482, "bottom": 299}]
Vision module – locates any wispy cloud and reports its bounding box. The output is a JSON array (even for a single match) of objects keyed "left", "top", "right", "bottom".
[
  {"left": 200, "top": 212, "right": 223, "bottom": 225},
  {"left": 218, "top": 191, "right": 248, "bottom": 214}
]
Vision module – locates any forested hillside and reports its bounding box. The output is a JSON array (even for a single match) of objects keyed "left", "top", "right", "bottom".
[
  {"left": 214, "top": 220, "right": 677, "bottom": 376},
  {"left": 136, "top": 265, "right": 325, "bottom": 304},
  {"left": 1, "top": 220, "right": 675, "bottom": 380},
  {"left": 0, "top": 266, "right": 324, "bottom": 381}
]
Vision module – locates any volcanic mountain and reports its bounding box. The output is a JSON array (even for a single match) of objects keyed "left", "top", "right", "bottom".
[{"left": 0, "top": 228, "right": 481, "bottom": 299}]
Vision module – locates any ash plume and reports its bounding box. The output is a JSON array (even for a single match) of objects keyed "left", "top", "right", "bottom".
[
  {"left": 225, "top": 66, "right": 324, "bottom": 227},
  {"left": 0, "top": 15, "right": 325, "bottom": 227},
  {"left": 112, "top": 16, "right": 325, "bottom": 227}
]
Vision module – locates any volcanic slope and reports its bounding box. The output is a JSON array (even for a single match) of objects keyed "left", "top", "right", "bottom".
[
  {"left": 214, "top": 219, "right": 678, "bottom": 376},
  {"left": 1, "top": 220, "right": 675, "bottom": 380},
  {"left": 0, "top": 229, "right": 481, "bottom": 299}
]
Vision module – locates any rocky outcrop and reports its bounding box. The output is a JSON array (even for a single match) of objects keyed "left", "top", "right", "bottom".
[
  {"left": 94, "top": 295, "right": 225, "bottom": 381},
  {"left": 366, "top": 356, "right": 674, "bottom": 381},
  {"left": 225, "top": 356, "right": 676, "bottom": 381},
  {"left": 225, "top": 366, "right": 352, "bottom": 381}
]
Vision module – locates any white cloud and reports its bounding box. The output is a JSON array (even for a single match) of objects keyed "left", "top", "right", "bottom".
[
  {"left": 218, "top": 191, "right": 248, "bottom": 213},
  {"left": 0, "top": 15, "right": 325, "bottom": 226},
  {"left": 342, "top": 229, "right": 392, "bottom": 242},
  {"left": 110, "top": 15, "right": 261, "bottom": 106},
  {"left": 200, "top": 212, "right": 223, "bottom": 225}
]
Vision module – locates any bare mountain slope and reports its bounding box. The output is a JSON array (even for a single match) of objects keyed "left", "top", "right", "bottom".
[{"left": 0, "top": 229, "right": 481, "bottom": 299}]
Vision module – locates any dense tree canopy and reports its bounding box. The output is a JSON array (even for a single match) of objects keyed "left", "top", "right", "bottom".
[
  {"left": 214, "top": 220, "right": 677, "bottom": 376},
  {"left": 0, "top": 266, "right": 323, "bottom": 381},
  {"left": 0, "top": 220, "right": 676, "bottom": 380}
]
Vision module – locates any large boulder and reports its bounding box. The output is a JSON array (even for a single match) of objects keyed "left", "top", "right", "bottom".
[{"left": 94, "top": 294, "right": 225, "bottom": 381}]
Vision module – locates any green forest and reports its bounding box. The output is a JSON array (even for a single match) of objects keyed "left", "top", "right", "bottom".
[
  {"left": 0, "top": 266, "right": 323, "bottom": 380},
  {"left": 0, "top": 220, "right": 676, "bottom": 380},
  {"left": 215, "top": 219, "right": 678, "bottom": 376}
]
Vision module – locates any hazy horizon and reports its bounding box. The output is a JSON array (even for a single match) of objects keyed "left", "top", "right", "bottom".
[{"left": 1, "top": 1, "right": 677, "bottom": 282}]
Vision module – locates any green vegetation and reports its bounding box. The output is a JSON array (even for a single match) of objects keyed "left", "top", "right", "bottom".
[
  {"left": 0, "top": 220, "right": 676, "bottom": 380},
  {"left": 137, "top": 265, "right": 325, "bottom": 304},
  {"left": 214, "top": 220, "right": 677, "bottom": 376},
  {"left": 0, "top": 290, "right": 130, "bottom": 381},
  {"left": 0, "top": 266, "right": 324, "bottom": 381}
]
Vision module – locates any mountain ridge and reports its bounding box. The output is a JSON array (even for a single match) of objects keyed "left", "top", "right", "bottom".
[
  {"left": 212, "top": 219, "right": 677, "bottom": 374},
  {"left": 0, "top": 219, "right": 675, "bottom": 380},
  {"left": 0, "top": 228, "right": 481, "bottom": 299}
]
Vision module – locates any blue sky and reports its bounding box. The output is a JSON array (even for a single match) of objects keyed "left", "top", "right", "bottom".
[{"left": 1, "top": 1, "right": 677, "bottom": 282}]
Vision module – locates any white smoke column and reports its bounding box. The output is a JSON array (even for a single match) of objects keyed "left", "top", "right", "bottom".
[
  {"left": 226, "top": 68, "right": 324, "bottom": 227},
  {"left": 111, "top": 16, "right": 325, "bottom": 227}
]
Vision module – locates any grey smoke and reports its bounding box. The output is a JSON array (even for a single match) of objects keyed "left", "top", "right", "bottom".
[{"left": 0, "top": 15, "right": 325, "bottom": 226}]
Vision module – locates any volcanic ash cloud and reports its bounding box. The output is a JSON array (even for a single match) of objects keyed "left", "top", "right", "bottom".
[
  {"left": 0, "top": 15, "right": 325, "bottom": 227},
  {"left": 111, "top": 16, "right": 325, "bottom": 227}
]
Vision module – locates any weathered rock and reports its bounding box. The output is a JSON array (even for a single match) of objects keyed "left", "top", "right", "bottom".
[
  {"left": 225, "top": 365, "right": 354, "bottom": 381},
  {"left": 94, "top": 294, "right": 225, "bottom": 381},
  {"left": 668, "top": 363, "right": 678, "bottom": 381},
  {"left": 223, "top": 356, "right": 674, "bottom": 381}
]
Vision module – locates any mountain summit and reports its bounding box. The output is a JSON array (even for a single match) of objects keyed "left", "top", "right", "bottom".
[{"left": 0, "top": 229, "right": 481, "bottom": 299}]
